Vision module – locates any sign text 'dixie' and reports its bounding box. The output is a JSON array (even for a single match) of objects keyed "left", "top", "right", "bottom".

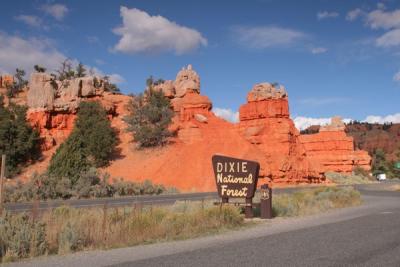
[{"left": 212, "top": 155, "right": 260, "bottom": 199}]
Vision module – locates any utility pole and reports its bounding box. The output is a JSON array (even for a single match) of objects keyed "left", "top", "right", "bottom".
[{"left": 0, "top": 154, "right": 5, "bottom": 215}]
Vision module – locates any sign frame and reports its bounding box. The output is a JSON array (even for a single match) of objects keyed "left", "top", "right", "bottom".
[{"left": 212, "top": 154, "right": 260, "bottom": 218}]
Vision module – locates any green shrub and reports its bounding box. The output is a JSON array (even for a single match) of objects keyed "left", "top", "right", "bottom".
[
  {"left": 48, "top": 101, "right": 117, "bottom": 183},
  {"left": 0, "top": 96, "right": 40, "bottom": 177},
  {"left": 0, "top": 212, "right": 47, "bottom": 261},
  {"left": 4, "top": 170, "right": 169, "bottom": 202},
  {"left": 58, "top": 222, "right": 82, "bottom": 254},
  {"left": 124, "top": 80, "right": 173, "bottom": 148}
]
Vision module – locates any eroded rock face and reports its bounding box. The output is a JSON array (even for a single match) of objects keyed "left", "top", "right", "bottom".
[
  {"left": 174, "top": 64, "right": 200, "bottom": 97},
  {"left": 238, "top": 83, "right": 324, "bottom": 184},
  {"left": 247, "top": 83, "right": 287, "bottom": 102},
  {"left": 150, "top": 64, "right": 200, "bottom": 100},
  {"left": 300, "top": 117, "right": 371, "bottom": 173},
  {"left": 26, "top": 73, "right": 128, "bottom": 150}
]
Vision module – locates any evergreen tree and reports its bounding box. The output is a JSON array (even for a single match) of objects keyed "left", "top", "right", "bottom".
[
  {"left": 372, "top": 149, "right": 389, "bottom": 175},
  {"left": 75, "top": 62, "right": 86, "bottom": 78},
  {"left": 34, "top": 65, "right": 46, "bottom": 73},
  {"left": 48, "top": 101, "right": 117, "bottom": 183},
  {"left": 103, "top": 75, "right": 120, "bottom": 93},
  {"left": 6, "top": 68, "right": 28, "bottom": 97},
  {"left": 124, "top": 79, "right": 173, "bottom": 148},
  {"left": 0, "top": 96, "right": 40, "bottom": 177}
]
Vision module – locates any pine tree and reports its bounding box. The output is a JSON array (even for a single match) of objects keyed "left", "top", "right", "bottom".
[
  {"left": 124, "top": 79, "right": 173, "bottom": 148},
  {"left": 0, "top": 96, "right": 40, "bottom": 177},
  {"left": 75, "top": 62, "right": 86, "bottom": 78},
  {"left": 34, "top": 65, "right": 46, "bottom": 73},
  {"left": 48, "top": 101, "right": 117, "bottom": 183}
]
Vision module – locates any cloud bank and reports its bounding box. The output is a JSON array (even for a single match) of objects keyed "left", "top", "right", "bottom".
[{"left": 113, "top": 6, "right": 207, "bottom": 55}]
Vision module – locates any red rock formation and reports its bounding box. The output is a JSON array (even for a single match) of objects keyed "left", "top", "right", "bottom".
[
  {"left": 19, "top": 66, "right": 372, "bottom": 191},
  {"left": 0, "top": 75, "right": 14, "bottom": 88},
  {"left": 24, "top": 72, "right": 131, "bottom": 150},
  {"left": 300, "top": 117, "right": 371, "bottom": 173},
  {"left": 237, "top": 83, "right": 324, "bottom": 185}
]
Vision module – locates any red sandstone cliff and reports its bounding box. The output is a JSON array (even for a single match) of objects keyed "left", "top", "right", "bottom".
[
  {"left": 299, "top": 117, "right": 371, "bottom": 173},
  {"left": 237, "top": 83, "right": 324, "bottom": 184}
]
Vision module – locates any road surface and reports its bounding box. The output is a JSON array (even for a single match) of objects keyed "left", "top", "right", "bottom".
[
  {"left": 5, "top": 185, "right": 338, "bottom": 212},
  {"left": 4, "top": 182, "right": 400, "bottom": 267}
]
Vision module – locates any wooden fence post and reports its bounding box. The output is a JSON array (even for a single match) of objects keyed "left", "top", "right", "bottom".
[{"left": 0, "top": 154, "right": 6, "bottom": 214}]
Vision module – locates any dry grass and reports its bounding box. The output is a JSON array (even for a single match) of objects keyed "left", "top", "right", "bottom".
[
  {"left": 0, "top": 186, "right": 363, "bottom": 263},
  {"left": 325, "top": 172, "right": 374, "bottom": 185},
  {"left": 271, "top": 186, "right": 362, "bottom": 217},
  {"left": 0, "top": 201, "right": 243, "bottom": 263}
]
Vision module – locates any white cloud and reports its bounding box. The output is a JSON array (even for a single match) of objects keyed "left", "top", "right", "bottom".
[
  {"left": 376, "top": 28, "right": 400, "bottom": 47},
  {"left": 393, "top": 70, "right": 400, "bottom": 82},
  {"left": 311, "top": 47, "right": 327, "bottom": 54},
  {"left": 0, "top": 33, "right": 66, "bottom": 75},
  {"left": 294, "top": 113, "right": 400, "bottom": 130},
  {"left": 15, "top": 15, "right": 43, "bottom": 28},
  {"left": 317, "top": 11, "right": 339, "bottom": 20},
  {"left": 213, "top": 108, "right": 239, "bottom": 123},
  {"left": 346, "top": 8, "right": 363, "bottom": 21},
  {"left": 109, "top": 74, "right": 125, "bottom": 84},
  {"left": 88, "top": 67, "right": 125, "bottom": 85},
  {"left": 363, "top": 113, "right": 400, "bottom": 124},
  {"left": 366, "top": 9, "right": 400, "bottom": 30},
  {"left": 41, "top": 4, "right": 69, "bottom": 21},
  {"left": 232, "top": 26, "right": 306, "bottom": 49},
  {"left": 293, "top": 117, "right": 331, "bottom": 130},
  {"left": 112, "top": 6, "right": 207, "bottom": 55},
  {"left": 0, "top": 33, "right": 124, "bottom": 85},
  {"left": 294, "top": 116, "right": 353, "bottom": 130}
]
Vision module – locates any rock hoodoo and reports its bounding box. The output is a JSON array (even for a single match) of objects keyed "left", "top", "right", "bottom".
[
  {"left": 299, "top": 117, "right": 371, "bottom": 173},
  {"left": 238, "top": 83, "right": 323, "bottom": 184}
]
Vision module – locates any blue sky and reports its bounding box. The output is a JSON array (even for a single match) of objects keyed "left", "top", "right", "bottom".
[{"left": 1, "top": 0, "right": 400, "bottom": 129}]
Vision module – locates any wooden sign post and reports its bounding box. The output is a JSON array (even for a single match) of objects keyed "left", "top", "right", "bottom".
[
  {"left": 212, "top": 155, "right": 260, "bottom": 219},
  {"left": 0, "top": 154, "right": 5, "bottom": 214}
]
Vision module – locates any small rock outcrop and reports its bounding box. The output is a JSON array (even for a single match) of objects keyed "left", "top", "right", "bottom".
[
  {"left": 300, "top": 117, "right": 371, "bottom": 173},
  {"left": 0, "top": 75, "right": 14, "bottom": 88},
  {"left": 152, "top": 64, "right": 200, "bottom": 100}
]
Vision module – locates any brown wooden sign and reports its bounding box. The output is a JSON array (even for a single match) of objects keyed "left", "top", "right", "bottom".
[{"left": 212, "top": 155, "right": 260, "bottom": 199}]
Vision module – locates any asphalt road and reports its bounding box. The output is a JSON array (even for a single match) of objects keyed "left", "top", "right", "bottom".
[
  {"left": 4, "top": 185, "right": 333, "bottom": 213},
  {"left": 5, "top": 182, "right": 400, "bottom": 267}
]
